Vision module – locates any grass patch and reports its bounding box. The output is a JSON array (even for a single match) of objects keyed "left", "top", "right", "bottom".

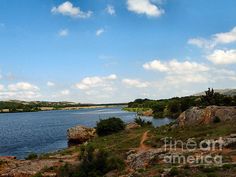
[
  {"left": 148, "top": 121, "right": 236, "bottom": 146},
  {"left": 89, "top": 126, "right": 152, "bottom": 155}
]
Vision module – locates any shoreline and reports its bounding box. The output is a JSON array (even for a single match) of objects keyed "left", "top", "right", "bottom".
[{"left": 0, "top": 105, "right": 126, "bottom": 114}]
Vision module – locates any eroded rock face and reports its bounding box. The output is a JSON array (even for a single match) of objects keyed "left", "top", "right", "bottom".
[
  {"left": 177, "top": 106, "right": 236, "bottom": 127},
  {"left": 67, "top": 125, "right": 96, "bottom": 144}
]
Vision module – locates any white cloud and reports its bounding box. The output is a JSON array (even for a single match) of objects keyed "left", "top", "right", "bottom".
[
  {"left": 47, "top": 81, "right": 55, "bottom": 87},
  {"left": 96, "top": 28, "right": 105, "bottom": 36},
  {"left": 8, "top": 82, "right": 39, "bottom": 91},
  {"left": 106, "top": 5, "right": 115, "bottom": 15},
  {"left": 51, "top": 1, "right": 92, "bottom": 18},
  {"left": 58, "top": 29, "right": 69, "bottom": 37},
  {"left": 188, "top": 26, "right": 236, "bottom": 49},
  {"left": 127, "top": 0, "right": 164, "bottom": 17},
  {"left": 165, "top": 74, "right": 208, "bottom": 84},
  {"left": 213, "top": 27, "right": 236, "bottom": 44},
  {"left": 75, "top": 74, "right": 117, "bottom": 90},
  {"left": 143, "top": 60, "right": 168, "bottom": 72},
  {"left": 122, "top": 79, "right": 150, "bottom": 88},
  {"left": 143, "top": 59, "right": 209, "bottom": 74},
  {"left": 0, "top": 84, "right": 4, "bottom": 91},
  {"left": 207, "top": 49, "right": 236, "bottom": 65},
  {"left": 0, "top": 82, "right": 41, "bottom": 100},
  {"left": 188, "top": 38, "right": 214, "bottom": 49},
  {"left": 61, "top": 89, "right": 70, "bottom": 95}
]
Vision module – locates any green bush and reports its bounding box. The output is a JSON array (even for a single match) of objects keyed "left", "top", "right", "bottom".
[
  {"left": 213, "top": 116, "right": 221, "bottom": 123},
  {"left": 222, "top": 163, "right": 234, "bottom": 169},
  {"left": 134, "top": 117, "right": 152, "bottom": 127},
  {"left": 169, "top": 167, "right": 179, "bottom": 176},
  {"left": 58, "top": 145, "right": 125, "bottom": 177},
  {"left": 26, "top": 153, "right": 38, "bottom": 160},
  {"left": 96, "top": 117, "right": 125, "bottom": 136}
]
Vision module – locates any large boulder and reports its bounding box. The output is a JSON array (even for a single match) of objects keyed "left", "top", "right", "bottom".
[
  {"left": 67, "top": 125, "right": 96, "bottom": 144},
  {"left": 177, "top": 106, "right": 236, "bottom": 127}
]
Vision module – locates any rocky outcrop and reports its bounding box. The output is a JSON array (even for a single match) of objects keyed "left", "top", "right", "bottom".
[
  {"left": 177, "top": 106, "right": 236, "bottom": 127},
  {"left": 140, "top": 110, "right": 153, "bottom": 117},
  {"left": 126, "top": 149, "right": 165, "bottom": 169},
  {"left": 67, "top": 125, "right": 96, "bottom": 144},
  {"left": 0, "top": 152, "right": 80, "bottom": 177},
  {"left": 125, "top": 122, "right": 141, "bottom": 130}
]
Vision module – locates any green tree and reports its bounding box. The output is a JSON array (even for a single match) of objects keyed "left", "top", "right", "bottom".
[{"left": 96, "top": 117, "right": 125, "bottom": 136}]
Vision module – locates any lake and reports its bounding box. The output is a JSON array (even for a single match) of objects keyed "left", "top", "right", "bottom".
[{"left": 0, "top": 107, "right": 173, "bottom": 159}]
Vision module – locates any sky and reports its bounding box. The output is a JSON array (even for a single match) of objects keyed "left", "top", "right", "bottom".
[{"left": 0, "top": 0, "right": 236, "bottom": 103}]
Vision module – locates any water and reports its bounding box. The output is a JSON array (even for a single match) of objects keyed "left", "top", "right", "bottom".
[{"left": 0, "top": 107, "right": 173, "bottom": 159}]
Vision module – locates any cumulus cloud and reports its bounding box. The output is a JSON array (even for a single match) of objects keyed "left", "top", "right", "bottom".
[
  {"left": 127, "top": 0, "right": 164, "bottom": 17},
  {"left": 96, "top": 28, "right": 105, "bottom": 36},
  {"left": 214, "top": 27, "right": 236, "bottom": 44},
  {"left": 143, "top": 59, "right": 209, "bottom": 74},
  {"left": 122, "top": 79, "right": 150, "bottom": 88},
  {"left": 75, "top": 74, "right": 117, "bottom": 90},
  {"left": 106, "top": 5, "right": 115, "bottom": 15},
  {"left": 58, "top": 29, "right": 69, "bottom": 37},
  {"left": 143, "top": 59, "right": 213, "bottom": 86},
  {"left": 188, "top": 26, "right": 236, "bottom": 49},
  {"left": 51, "top": 1, "right": 92, "bottom": 18},
  {"left": 207, "top": 49, "right": 236, "bottom": 65},
  {"left": 8, "top": 82, "right": 39, "bottom": 91},
  {"left": 0, "top": 82, "right": 41, "bottom": 100},
  {"left": 165, "top": 74, "right": 208, "bottom": 84},
  {"left": 47, "top": 81, "right": 55, "bottom": 87}
]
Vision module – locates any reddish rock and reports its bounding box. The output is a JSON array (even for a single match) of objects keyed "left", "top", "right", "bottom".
[
  {"left": 67, "top": 125, "right": 96, "bottom": 144},
  {"left": 177, "top": 106, "right": 236, "bottom": 127}
]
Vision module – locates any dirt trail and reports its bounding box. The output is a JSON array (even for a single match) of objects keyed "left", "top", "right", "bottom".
[{"left": 138, "top": 130, "right": 150, "bottom": 151}]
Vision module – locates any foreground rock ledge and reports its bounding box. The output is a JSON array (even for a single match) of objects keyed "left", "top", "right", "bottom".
[
  {"left": 67, "top": 125, "right": 96, "bottom": 144},
  {"left": 177, "top": 106, "right": 236, "bottom": 127}
]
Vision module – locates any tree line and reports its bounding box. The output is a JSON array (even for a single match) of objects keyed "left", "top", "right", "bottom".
[{"left": 127, "top": 88, "right": 236, "bottom": 119}]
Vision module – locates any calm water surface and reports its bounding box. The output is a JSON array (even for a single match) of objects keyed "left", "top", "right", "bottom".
[{"left": 0, "top": 107, "right": 172, "bottom": 159}]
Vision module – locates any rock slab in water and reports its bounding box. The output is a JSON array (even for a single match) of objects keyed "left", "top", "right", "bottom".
[
  {"left": 177, "top": 106, "right": 236, "bottom": 127},
  {"left": 67, "top": 125, "right": 96, "bottom": 144}
]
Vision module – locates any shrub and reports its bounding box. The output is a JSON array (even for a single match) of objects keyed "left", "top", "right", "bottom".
[
  {"left": 213, "top": 116, "right": 221, "bottom": 123},
  {"left": 134, "top": 117, "right": 152, "bottom": 127},
  {"left": 96, "top": 117, "right": 125, "bottom": 136},
  {"left": 26, "top": 153, "right": 38, "bottom": 160},
  {"left": 58, "top": 145, "right": 125, "bottom": 177},
  {"left": 222, "top": 163, "right": 234, "bottom": 169},
  {"left": 78, "top": 145, "right": 125, "bottom": 177},
  {"left": 169, "top": 167, "right": 179, "bottom": 176}
]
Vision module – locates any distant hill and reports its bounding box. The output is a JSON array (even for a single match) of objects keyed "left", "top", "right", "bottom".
[{"left": 194, "top": 89, "right": 236, "bottom": 97}]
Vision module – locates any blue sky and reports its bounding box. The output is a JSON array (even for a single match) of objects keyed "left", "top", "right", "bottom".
[{"left": 0, "top": 0, "right": 236, "bottom": 103}]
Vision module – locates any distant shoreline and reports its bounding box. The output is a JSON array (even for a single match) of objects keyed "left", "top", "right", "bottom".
[{"left": 0, "top": 105, "right": 127, "bottom": 114}]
